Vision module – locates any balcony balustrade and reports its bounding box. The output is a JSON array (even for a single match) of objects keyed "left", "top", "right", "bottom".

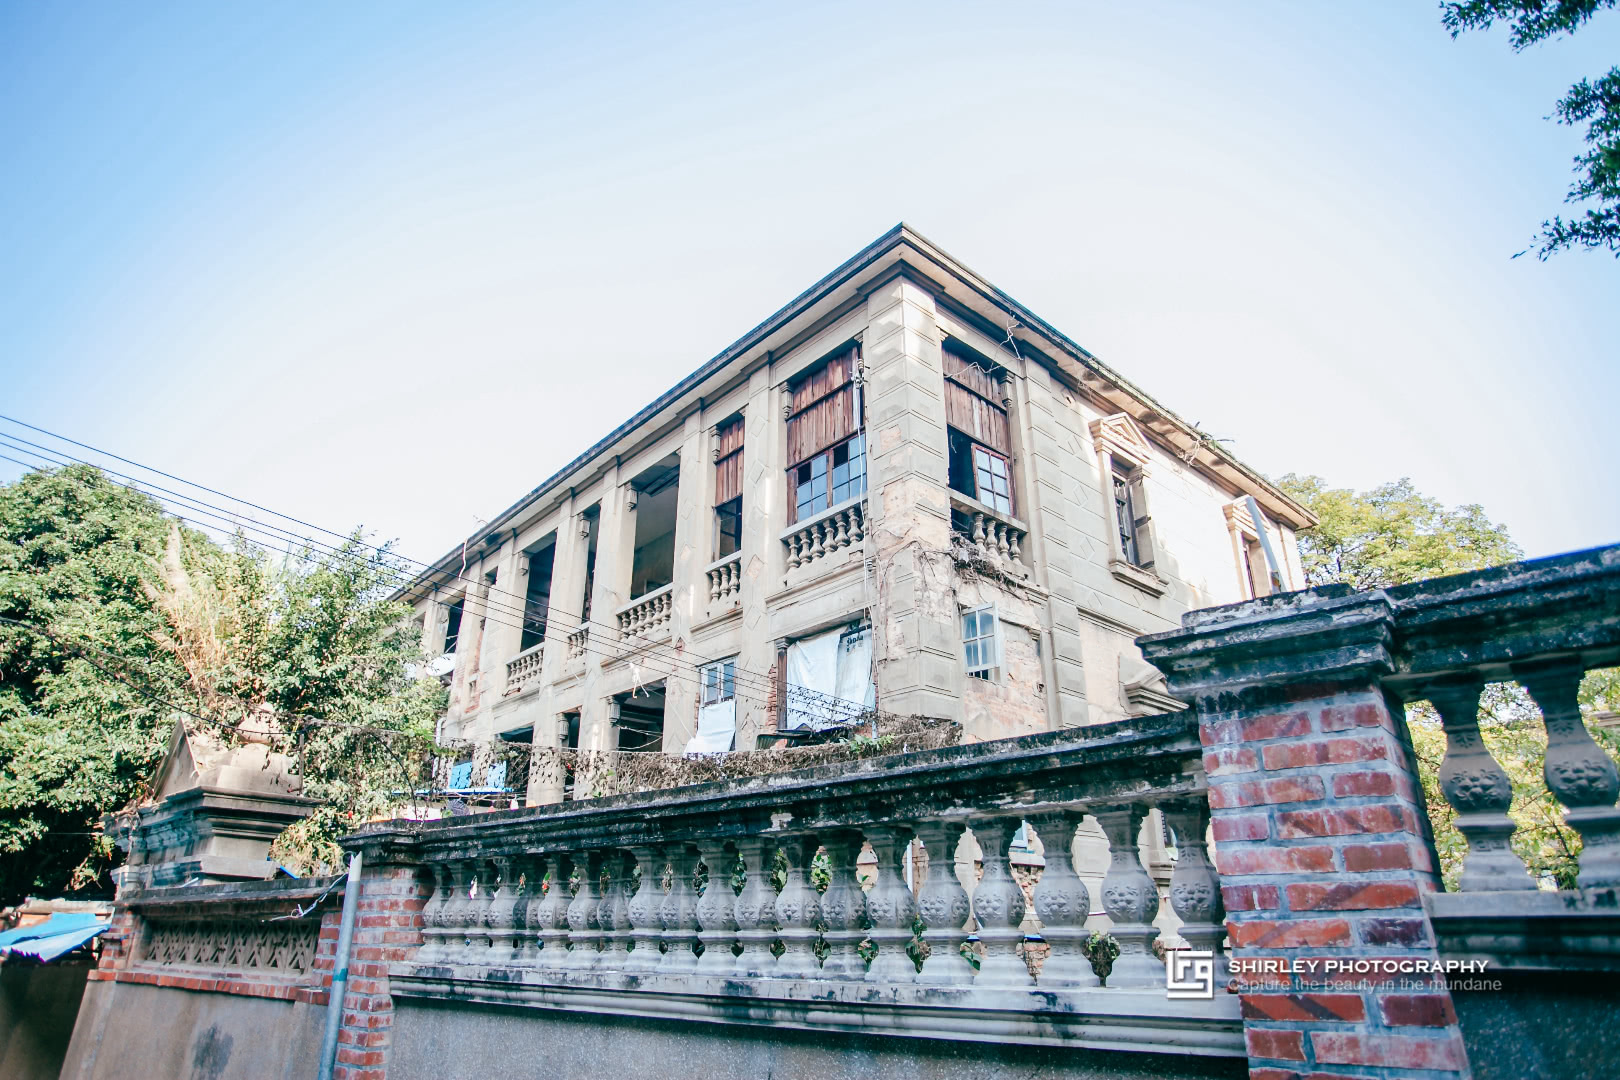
[
  {"left": 565, "top": 626, "right": 590, "bottom": 661},
  {"left": 706, "top": 552, "right": 742, "bottom": 603},
  {"left": 616, "top": 585, "right": 673, "bottom": 640},
  {"left": 504, "top": 643, "right": 545, "bottom": 697},
  {"left": 782, "top": 498, "right": 866, "bottom": 573},
  {"left": 949, "top": 494, "right": 1027, "bottom": 577}
]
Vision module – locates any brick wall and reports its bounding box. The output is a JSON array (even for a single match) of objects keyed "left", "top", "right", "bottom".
[
  {"left": 1202, "top": 686, "right": 1469, "bottom": 1079},
  {"left": 332, "top": 864, "right": 429, "bottom": 1080}
]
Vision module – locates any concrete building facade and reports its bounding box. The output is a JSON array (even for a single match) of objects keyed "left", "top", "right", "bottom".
[{"left": 400, "top": 225, "right": 1313, "bottom": 802}]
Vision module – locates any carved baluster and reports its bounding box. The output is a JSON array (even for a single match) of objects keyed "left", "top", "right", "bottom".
[
  {"left": 517, "top": 855, "right": 546, "bottom": 964},
  {"left": 597, "top": 851, "right": 632, "bottom": 972},
  {"left": 1009, "top": 527, "right": 1023, "bottom": 563},
  {"left": 852, "top": 503, "right": 865, "bottom": 544},
  {"left": 418, "top": 864, "right": 453, "bottom": 964},
  {"left": 535, "top": 853, "right": 574, "bottom": 969},
  {"left": 728, "top": 562, "right": 739, "bottom": 597},
  {"left": 1427, "top": 677, "right": 1535, "bottom": 891},
  {"left": 995, "top": 522, "right": 1011, "bottom": 563},
  {"left": 971, "top": 513, "right": 987, "bottom": 559},
  {"left": 470, "top": 861, "right": 501, "bottom": 962},
  {"left": 968, "top": 817, "right": 1033, "bottom": 987},
  {"left": 773, "top": 834, "right": 822, "bottom": 977},
  {"left": 1519, "top": 659, "right": 1620, "bottom": 891},
  {"left": 914, "top": 822, "right": 975, "bottom": 985},
  {"left": 565, "top": 851, "right": 603, "bottom": 970},
  {"left": 864, "top": 827, "right": 919, "bottom": 983},
  {"left": 833, "top": 509, "right": 851, "bottom": 549},
  {"left": 1164, "top": 800, "right": 1229, "bottom": 985},
  {"left": 659, "top": 845, "right": 701, "bottom": 973},
  {"left": 1096, "top": 806, "right": 1162, "bottom": 987},
  {"left": 440, "top": 861, "right": 475, "bottom": 965},
  {"left": 732, "top": 837, "right": 777, "bottom": 977},
  {"left": 624, "top": 846, "right": 665, "bottom": 975},
  {"left": 483, "top": 858, "right": 516, "bottom": 965},
  {"left": 818, "top": 829, "right": 869, "bottom": 978},
  {"left": 786, "top": 533, "right": 802, "bottom": 571},
  {"left": 813, "top": 521, "right": 829, "bottom": 561},
  {"left": 1027, "top": 810, "right": 1095, "bottom": 987},
  {"left": 694, "top": 841, "right": 739, "bottom": 974}
]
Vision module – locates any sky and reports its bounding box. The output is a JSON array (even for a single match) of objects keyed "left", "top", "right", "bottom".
[{"left": 2, "top": 0, "right": 1616, "bottom": 568}]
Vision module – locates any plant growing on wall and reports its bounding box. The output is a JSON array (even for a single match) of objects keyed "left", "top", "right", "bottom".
[{"left": 1083, "top": 930, "right": 1120, "bottom": 986}]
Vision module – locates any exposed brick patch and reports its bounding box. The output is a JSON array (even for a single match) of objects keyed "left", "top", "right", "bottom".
[
  {"left": 1219, "top": 845, "right": 1337, "bottom": 875},
  {"left": 1205, "top": 746, "right": 1260, "bottom": 776},
  {"left": 1245, "top": 1028, "right": 1306, "bottom": 1062},
  {"left": 1341, "top": 843, "right": 1416, "bottom": 872},
  {"left": 1240, "top": 993, "right": 1366, "bottom": 1023},
  {"left": 1211, "top": 777, "right": 1326, "bottom": 809},
  {"left": 1318, "top": 703, "right": 1385, "bottom": 732},
  {"left": 1358, "top": 918, "right": 1431, "bottom": 947},
  {"left": 1310, "top": 1031, "right": 1466, "bottom": 1071},
  {"left": 1284, "top": 881, "right": 1421, "bottom": 911},
  {"left": 1379, "top": 994, "right": 1458, "bottom": 1027},
  {"left": 1228, "top": 918, "right": 1352, "bottom": 949},
  {"left": 1213, "top": 814, "right": 1270, "bottom": 842},
  {"left": 1261, "top": 737, "right": 1388, "bottom": 771},
  {"left": 1222, "top": 884, "right": 1281, "bottom": 912},
  {"left": 1329, "top": 771, "right": 1397, "bottom": 798},
  {"left": 1274, "top": 806, "right": 1407, "bottom": 839},
  {"left": 1203, "top": 711, "right": 1311, "bottom": 747}
]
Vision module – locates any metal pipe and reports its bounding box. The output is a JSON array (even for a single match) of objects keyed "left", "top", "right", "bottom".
[{"left": 316, "top": 849, "right": 363, "bottom": 1080}]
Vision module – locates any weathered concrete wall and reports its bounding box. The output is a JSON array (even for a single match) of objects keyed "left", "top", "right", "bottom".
[
  {"left": 388, "top": 998, "right": 1245, "bottom": 1080},
  {"left": 1, "top": 962, "right": 89, "bottom": 1080},
  {"left": 60, "top": 978, "right": 325, "bottom": 1080},
  {"left": 1451, "top": 971, "right": 1619, "bottom": 1080}
]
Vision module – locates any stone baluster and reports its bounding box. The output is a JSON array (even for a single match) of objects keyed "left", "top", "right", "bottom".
[
  {"left": 1519, "top": 658, "right": 1620, "bottom": 891},
  {"left": 440, "top": 861, "right": 477, "bottom": 966},
  {"left": 914, "top": 822, "right": 974, "bottom": 985},
  {"left": 818, "top": 830, "right": 869, "bottom": 979},
  {"left": 1026, "top": 810, "right": 1095, "bottom": 988},
  {"left": 786, "top": 533, "right": 802, "bottom": 571},
  {"left": 417, "top": 864, "right": 454, "bottom": 964},
  {"left": 516, "top": 855, "right": 545, "bottom": 964},
  {"left": 534, "top": 853, "right": 573, "bottom": 969},
  {"left": 773, "top": 834, "right": 822, "bottom": 977},
  {"left": 659, "top": 845, "right": 701, "bottom": 974},
  {"left": 597, "top": 851, "right": 632, "bottom": 971},
  {"left": 971, "top": 513, "right": 987, "bottom": 558},
  {"left": 694, "top": 841, "right": 739, "bottom": 974},
  {"left": 624, "top": 846, "right": 665, "bottom": 975},
  {"left": 1096, "top": 806, "right": 1162, "bottom": 987},
  {"left": 565, "top": 851, "right": 603, "bottom": 970},
  {"left": 864, "top": 827, "right": 919, "bottom": 983},
  {"left": 1163, "top": 801, "right": 1229, "bottom": 985},
  {"left": 468, "top": 861, "right": 500, "bottom": 962},
  {"left": 968, "top": 816, "right": 1033, "bottom": 987},
  {"left": 732, "top": 837, "right": 777, "bottom": 977},
  {"left": 483, "top": 858, "right": 517, "bottom": 964},
  {"left": 1427, "top": 677, "right": 1535, "bottom": 891},
  {"left": 1008, "top": 527, "right": 1022, "bottom": 563}
]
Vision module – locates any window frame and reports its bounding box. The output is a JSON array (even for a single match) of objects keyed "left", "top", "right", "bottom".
[
  {"left": 961, "top": 604, "right": 1003, "bottom": 682},
  {"left": 701, "top": 658, "right": 737, "bottom": 707},
  {"left": 789, "top": 432, "right": 866, "bottom": 523}
]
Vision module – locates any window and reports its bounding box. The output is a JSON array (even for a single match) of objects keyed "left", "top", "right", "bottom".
[
  {"left": 785, "top": 345, "right": 862, "bottom": 523},
  {"left": 689, "top": 659, "right": 738, "bottom": 753},
  {"left": 1112, "top": 464, "right": 1153, "bottom": 570},
  {"left": 962, "top": 605, "right": 1001, "bottom": 681},
  {"left": 943, "top": 343, "right": 1014, "bottom": 515},
  {"left": 793, "top": 433, "right": 865, "bottom": 521},
  {"left": 714, "top": 415, "right": 745, "bottom": 558},
  {"left": 701, "top": 659, "right": 736, "bottom": 706},
  {"left": 443, "top": 599, "right": 464, "bottom": 655}
]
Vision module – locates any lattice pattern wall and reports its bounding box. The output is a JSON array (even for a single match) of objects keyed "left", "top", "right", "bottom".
[{"left": 139, "top": 916, "right": 319, "bottom": 975}]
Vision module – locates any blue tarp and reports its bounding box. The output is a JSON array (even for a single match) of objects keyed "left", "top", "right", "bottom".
[{"left": 0, "top": 913, "right": 108, "bottom": 962}]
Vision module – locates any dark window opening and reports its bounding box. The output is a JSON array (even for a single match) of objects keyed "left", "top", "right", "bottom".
[
  {"left": 613, "top": 683, "right": 666, "bottom": 753},
  {"left": 948, "top": 427, "right": 1013, "bottom": 515},
  {"left": 716, "top": 497, "right": 742, "bottom": 558},
  {"left": 581, "top": 511, "right": 599, "bottom": 623},
  {"left": 443, "top": 599, "right": 464, "bottom": 655},
  {"left": 1113, "top": 464, "right": 1153, "bottom": 569},
  {"left": 521, "top": 545, "right": 555, "bottom": 652}
]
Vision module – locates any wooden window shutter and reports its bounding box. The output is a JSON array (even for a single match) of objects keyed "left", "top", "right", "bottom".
[
  {"left": 714, "top": 417, "right": 745, "bottom": 506},
  {"left": 943, "top": 350, "right": 1011, "bottom": 454},
  {"left": 786, "top": 347, "right": 857, "bottom": 467},
  {"left": 1128, "top": 474, "right": 1155, "bottom": 570}
]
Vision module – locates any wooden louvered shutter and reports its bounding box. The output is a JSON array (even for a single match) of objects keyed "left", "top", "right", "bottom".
[
  {"left": 714, "top": 416, "right": 745, "bottom": 506},
  {"left": 1128, "top": 473, "right": 1154, "bottom": 570},
  {"left": 943, "top": 351, "right": 1010, "bottom": 454},
  {"left": 786, "top": 347, "right": 856, "bottom": 467}
]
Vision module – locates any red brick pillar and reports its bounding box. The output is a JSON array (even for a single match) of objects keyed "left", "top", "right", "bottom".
[
  {"left": 1142, "top": 593, "right": 1472, "bottom": 1080},
  {"left": 331, "top": 857, "right": 429, "bottom": 1080}
]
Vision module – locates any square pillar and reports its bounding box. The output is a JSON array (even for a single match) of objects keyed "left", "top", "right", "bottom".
[{"left": 1141, "top": 592, "right": 1470, "bottom": 1080}]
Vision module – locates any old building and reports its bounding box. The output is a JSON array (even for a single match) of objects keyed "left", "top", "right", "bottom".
[{"left": 401, "top": 224, "right": 1313, "bottom": 802}]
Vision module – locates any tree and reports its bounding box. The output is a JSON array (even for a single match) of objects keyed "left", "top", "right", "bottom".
[
  {"left": 1279, "top": 472, "right": 1619, "bottom": 888},
  {"left": 0, "top": 464, "right": 445, "bottom": 903},
  {"left": 1442, "top": 1, "right": 1620, "bottom": 257}
]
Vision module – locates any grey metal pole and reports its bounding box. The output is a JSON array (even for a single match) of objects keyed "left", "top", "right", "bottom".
[{"left": 316, "top": 849, "right": 363, "bottom": 1080}]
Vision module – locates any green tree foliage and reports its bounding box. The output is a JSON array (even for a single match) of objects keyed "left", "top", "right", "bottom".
[
  {"left": 1279, "top": 473, "right": 1620, "bottom": 888},
  {"left": 1442, "top": 1, "right": 1620, "bottom": 257},
  {"left": 0, "top": 464, "right": 444, "bottom": 902}
]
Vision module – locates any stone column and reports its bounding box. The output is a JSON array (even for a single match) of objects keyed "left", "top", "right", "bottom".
[
  {"left": 526, "top": 503, "right": 584, "bottom": 806},
  {"left": 735, "top": 365, "right": 780, "bottom": 749},
  {"left": 581, "top": 469, "right": 633, "bottom": 751},
  {"left": 863, "top": 277, "right": 959, "bottom": 721},
  {"left": 664, "top": 410, "right": 709, "bottom": 751},
  {"left": 1141, "top": 591, "right": 1469, "bottom": 1080}
]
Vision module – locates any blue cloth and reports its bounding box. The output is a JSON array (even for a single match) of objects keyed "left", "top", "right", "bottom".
[
  {"left": 0, "top": 913, "right": 107, "bottom": 961},
  {"left": 447, "top": 760, "right": 473, "bottom": 789}
]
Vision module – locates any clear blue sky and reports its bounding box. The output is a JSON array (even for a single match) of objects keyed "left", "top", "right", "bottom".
[{"left": 2, "top": 1, "right": 1616, "bottom": 565}]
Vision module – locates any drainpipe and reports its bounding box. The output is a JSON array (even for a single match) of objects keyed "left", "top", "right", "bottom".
[{"left": 316, "top": 849, "right": 363, "bottom": 1080}]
